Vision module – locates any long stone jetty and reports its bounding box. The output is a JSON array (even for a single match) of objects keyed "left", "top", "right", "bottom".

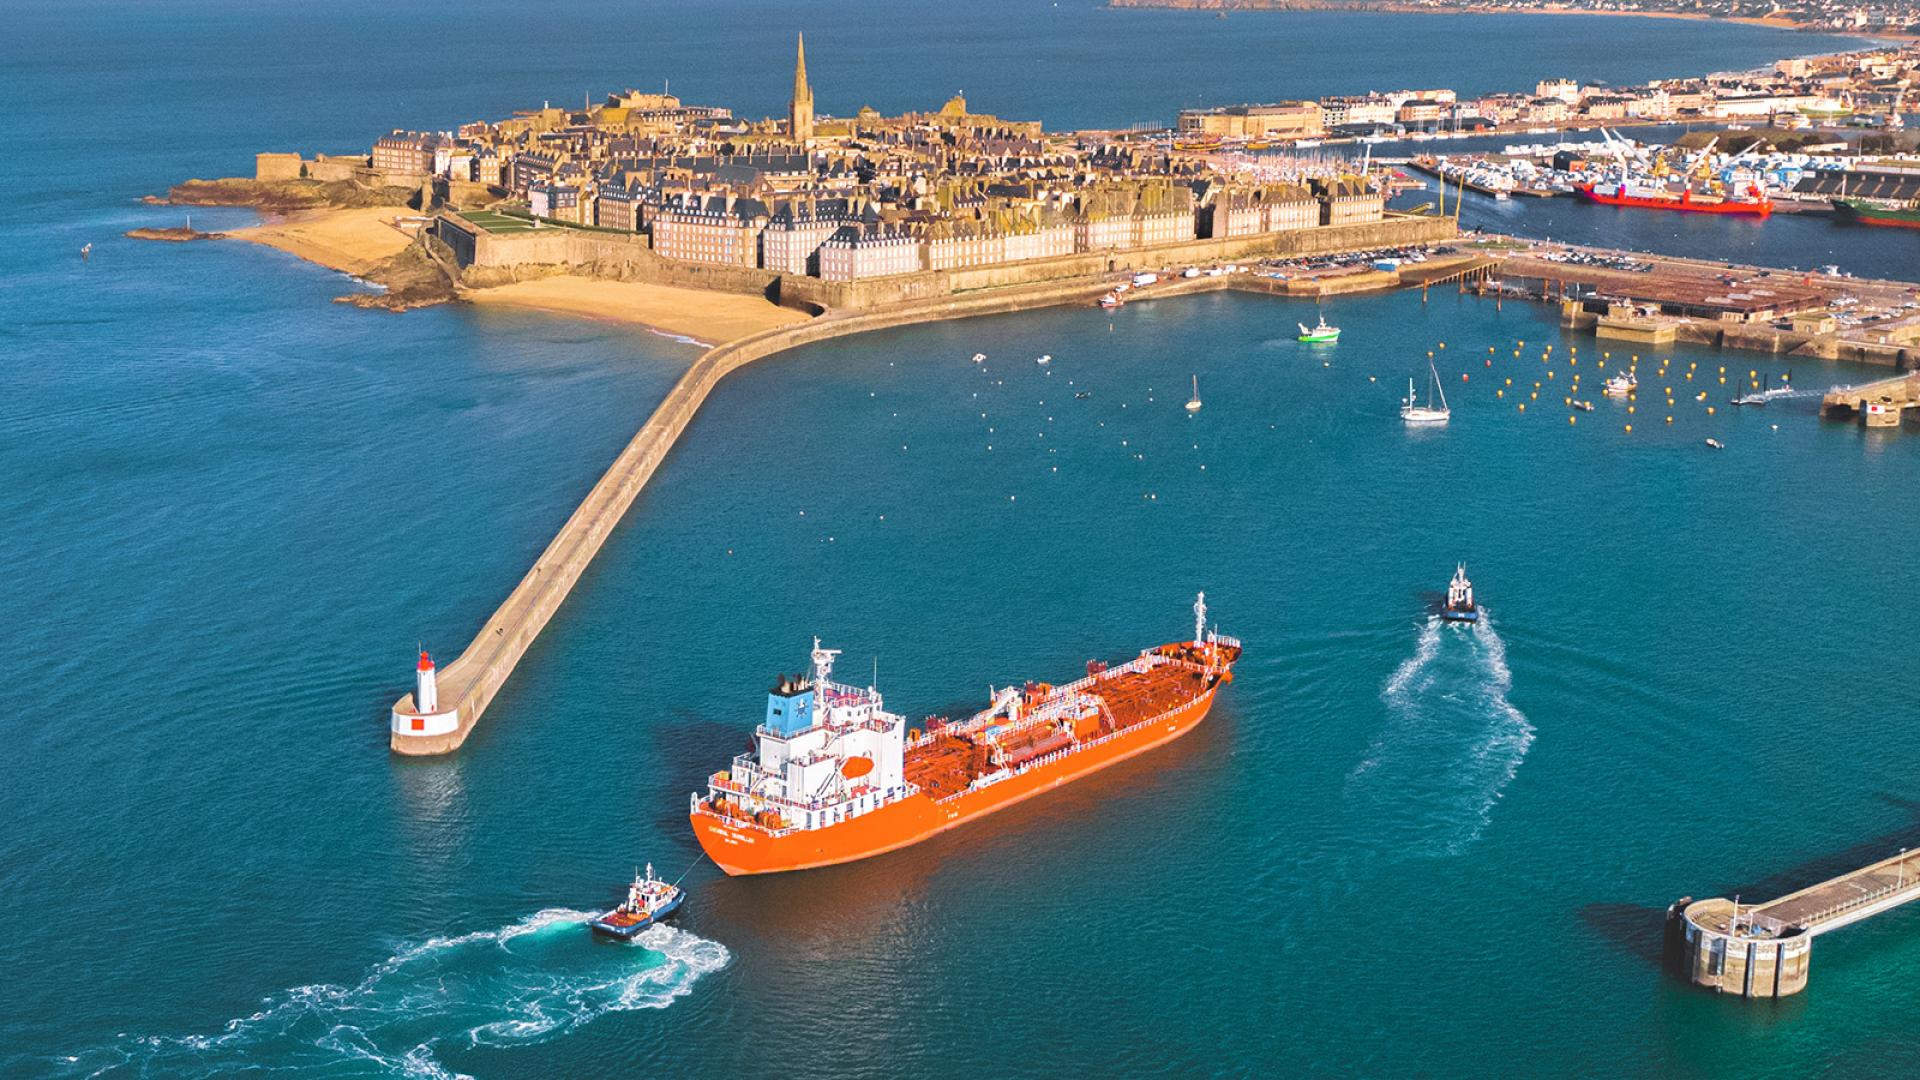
[{"left": 390, "top": 214, "right": 1459, "bottom": 754}]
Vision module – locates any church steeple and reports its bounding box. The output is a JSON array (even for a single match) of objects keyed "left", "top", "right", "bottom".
[{"left": 789, "top": 32, "right": 815, "bottom": 145}]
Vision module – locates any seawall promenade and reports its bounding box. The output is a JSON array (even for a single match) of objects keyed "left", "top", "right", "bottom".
[{"left": 391, "top": 214, "right": 1456, "bottom": 753}]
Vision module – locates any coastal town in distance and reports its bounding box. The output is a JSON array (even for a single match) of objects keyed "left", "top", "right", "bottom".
[{"left": 19, "top": 2, "right": 1920, "bottom": 1075}]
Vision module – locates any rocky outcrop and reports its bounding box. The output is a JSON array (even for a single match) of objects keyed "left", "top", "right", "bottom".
[
  {"left": 158, "top": 176, "right": 418, "bottom": 213},
  {"left": 125, "top": 226, "right": 225, "bottom": 242},
  {"left": 335, "top": 233, "right": 464, "bottom": 312}
]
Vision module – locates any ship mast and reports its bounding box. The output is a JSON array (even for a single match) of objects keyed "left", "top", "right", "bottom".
[{"left": 811, "top": 636, "right": 840, "bottom": 692}]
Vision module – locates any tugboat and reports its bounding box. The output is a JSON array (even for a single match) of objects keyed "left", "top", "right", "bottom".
[
  {"left": 1298, "top": 315, "right": 1342, "bottom": 343},
  {"left": 1440, "top": 564, "right": 1480, "bottom": 623},
  {"left": 587, "top": 864, "right": 684, "bottom": 940}
]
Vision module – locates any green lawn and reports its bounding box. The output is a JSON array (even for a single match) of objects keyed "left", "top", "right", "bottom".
[{"left": 456, "top": 210, "right": 538, "bottom": 234}]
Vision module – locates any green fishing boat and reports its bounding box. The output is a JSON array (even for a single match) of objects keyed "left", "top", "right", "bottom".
[{"left": 1297, "top": 315, "right": 1341, "bottom": 343}]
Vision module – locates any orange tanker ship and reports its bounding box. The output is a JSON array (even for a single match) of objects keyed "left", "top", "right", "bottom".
[{"left": 690, "top": 594, "right": 1240, "bottom": 875}]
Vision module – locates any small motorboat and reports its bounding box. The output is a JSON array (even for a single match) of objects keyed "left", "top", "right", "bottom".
[
  {"left": 971, "top": 353, "right": 986, "bottom": 363},
  {"left": 1099, "top": 292, "right": 1123, "bottom": 309},
  {"left": 588, "top": 864, "right": 684, "bottom": 940},
  {"left": 1440, "top": 564, "right": 1480, "bottom": 623},
  {"left": 1074, "top": 391, "right": 1091, "bottom": 399},
  {"left": 1185, "top": 374, "right": 1203, "bottom": 412},
  {"left": 1036, "top": 354, "right": 1051, "bottom": 366},
  {"left": 1573, "top": 400, "right": 1594, "bottom": 412},
  {"left": 1705, "top": 438, "right": 1725, "bottom": 450},
  {"left": 1603, "top": 373, "right": 1637, "bottom": 397},
  {"left": 1298, "top": 315, "right": 1341, "bottom": 343}
]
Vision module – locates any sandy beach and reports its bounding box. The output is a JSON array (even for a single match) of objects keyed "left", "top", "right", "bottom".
[
  {"left": 232, "top": 207, "right": 419, "bottom": 276},
  {"left": 463, "top": 276, "right": 809, "bottom": 345}
]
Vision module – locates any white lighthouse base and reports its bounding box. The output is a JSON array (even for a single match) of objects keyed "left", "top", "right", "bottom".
[{"left": 392, "top": 703, "right": 461, "bottom": 740}]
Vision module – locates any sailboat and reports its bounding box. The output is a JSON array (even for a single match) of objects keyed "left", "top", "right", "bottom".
[
  {"left": 1298, "top": 314, "right": 1341, "bottom": 343},
  {"left": 1400, "top": 360, "right": 1450, "bottom": 425},
  {"left": 1186, "top": 375, "right": 1203, "bottom": 412}
]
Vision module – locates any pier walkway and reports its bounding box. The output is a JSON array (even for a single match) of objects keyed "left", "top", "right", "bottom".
[{"left": 1669, "top": 846, "right": 1920, "bottom": 998}]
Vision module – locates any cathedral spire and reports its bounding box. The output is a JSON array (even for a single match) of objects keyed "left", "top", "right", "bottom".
[{"left": 789, "top": 32, "right": 815, "bottom": 145}]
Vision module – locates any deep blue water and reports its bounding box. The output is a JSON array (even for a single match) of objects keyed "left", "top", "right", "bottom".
[{"left": 7, "top": 3, "right": 1920, "bottom": 1078}]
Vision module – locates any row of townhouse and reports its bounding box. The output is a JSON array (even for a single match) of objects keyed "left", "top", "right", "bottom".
[
  {"left": 1203, "top": 184, "right": 1322, "bottom": 239},
  {"left": 923, "top": 219, "right": 1075, "bottom": 271},
  {"left": 641, "top": 174, "right": 1384, "bottom": 281}
]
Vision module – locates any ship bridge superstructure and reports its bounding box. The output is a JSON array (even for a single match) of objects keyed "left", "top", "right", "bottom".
[{"left": 702, "top": 638, "right": 911, "bottom": 832}]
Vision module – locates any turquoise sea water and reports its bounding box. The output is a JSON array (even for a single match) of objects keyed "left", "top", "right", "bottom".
[{"left": 8, "top": 3, "right": 1920, "bottom": 1077}]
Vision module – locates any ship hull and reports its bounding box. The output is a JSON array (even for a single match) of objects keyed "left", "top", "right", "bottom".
[
  {"left": 691, "top": 682, "right": 1222, "bottom": 875},
  {"left": 1833, "top": 199, "right": 1920, "bottom": 229},
  {"left": 1576, "top": 185, "right": 1772, "bottom": 217}
]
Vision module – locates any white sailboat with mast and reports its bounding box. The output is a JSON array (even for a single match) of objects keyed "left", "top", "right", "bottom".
[{"left": 1401, "top": 357, "right": 1451, "bottom": 425}]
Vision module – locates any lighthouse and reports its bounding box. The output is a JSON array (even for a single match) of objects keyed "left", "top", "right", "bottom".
[
  {"left": 391, "top": 647, "right": 461, "bottom": 743},
  {"left": 415, "top": 650, "right": 439, "bottom": 713}
]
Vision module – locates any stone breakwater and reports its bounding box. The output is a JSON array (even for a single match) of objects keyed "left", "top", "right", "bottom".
[{"left": 391, "top": 215, "right": 1456, "bottom": 754}]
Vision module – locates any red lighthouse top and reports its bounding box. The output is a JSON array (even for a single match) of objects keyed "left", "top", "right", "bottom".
[{"left": 418, "top": 651, "right": 434, "bottom": 672}]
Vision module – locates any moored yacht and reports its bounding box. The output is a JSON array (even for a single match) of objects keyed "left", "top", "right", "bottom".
[{"left": 1401, "top": 360, "right": 1450, "bottom": 425}]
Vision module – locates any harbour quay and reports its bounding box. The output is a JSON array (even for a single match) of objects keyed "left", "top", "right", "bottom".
[{"left": 1469, "top": 243, "right": 1920, "bottom": 367}]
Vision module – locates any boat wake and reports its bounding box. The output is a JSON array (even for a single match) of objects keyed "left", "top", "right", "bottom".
[
  {"left": 1348, "top": 612, "right": 1535, "bottom": 857},
  {"left": 58, "top": 909, "right": 729, "bottom": 1079}
]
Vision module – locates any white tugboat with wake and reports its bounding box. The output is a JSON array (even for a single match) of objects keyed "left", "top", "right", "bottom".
[{"left": 1441, "top": 564, "right": 1480, "bottom": 623}]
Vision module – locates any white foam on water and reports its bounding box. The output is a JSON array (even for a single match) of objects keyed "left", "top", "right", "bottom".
[
  {"left": 644, "top": 328, "right": 713, "bottom": 348},
  {"left": 1351, "top": 615, "right": 1443, "bottom": 779},
  {"left": 58, "top": 909, "right": 729, "bottom": 1079},
  {"left": 1348, "top": 611, "right": 1535, "bottom": 857}
]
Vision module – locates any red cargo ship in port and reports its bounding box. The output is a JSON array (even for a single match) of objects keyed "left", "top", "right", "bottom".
[
  {"left": 689, "top": 594, "right": 1240, "bottom": 875},
  {"left": 1575, "top": 181, "right": 1773, "bottom": 217}
]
